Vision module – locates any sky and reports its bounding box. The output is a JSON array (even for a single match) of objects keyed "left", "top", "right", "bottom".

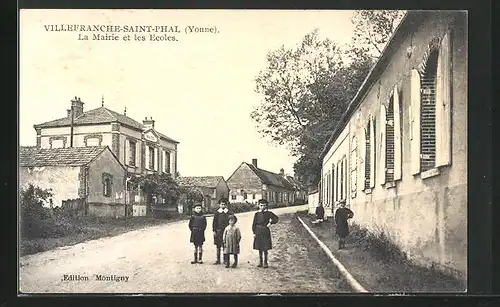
[{"left": 19, "top": 9, "right": 356, "bottom": 180}]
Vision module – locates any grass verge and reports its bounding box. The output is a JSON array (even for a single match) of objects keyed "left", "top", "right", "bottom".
[
  {"left": 20, "top": 214, "right": 189, "bottom": 256},
  {"left": 296, "top": 210, "right": 466, "bottom": 292}
]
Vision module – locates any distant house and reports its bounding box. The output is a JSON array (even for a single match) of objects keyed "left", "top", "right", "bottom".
[
  {"left": 176, "top": 176, "right": 229, "bottom": 212},
  {"left": 283, "top": 174, "right": 307, "bottom": 205},
  {"left": 226, "top": 159, "right": 296, "bottom": 207},
  {"left": 19, "top": 146, "right": 127, "bottom": 218},
  {"left": 32, "top": 96, "right": 180, "bottom": 207}
]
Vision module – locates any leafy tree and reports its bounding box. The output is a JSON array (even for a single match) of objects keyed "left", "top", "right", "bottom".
[
  {"left": 20, "top": 184, "right": 54, "bottom": 238},
  {"left": 128, "top": 173, "right": 181, "bottom": 207},
  {"left": 351, "top": 10, "right": 406, "bottom": 58},
  {"left": 251, "top": 29, "right": 345, "bottom": 155}
]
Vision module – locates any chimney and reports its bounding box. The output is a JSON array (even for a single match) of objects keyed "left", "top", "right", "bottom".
[
  {"left": 66, "top": 109, "right": 71, "bottom": 118},
  {"left": 252, "top": 159, "right": 257, "bottom": 168},
  {"left": 279, "top": 168, "right": 285, "bottom": 176},
  {"left": 70, "top": 96, "right": 84, "bottom": 118},
  {"left": 143, "top": 116, "right": 155, "bottom": 129}
]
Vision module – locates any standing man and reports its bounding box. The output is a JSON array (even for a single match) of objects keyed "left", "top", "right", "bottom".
[
  {"left": 212, "top": 198, "right": 236, "bottom": 265},
  {"left": 334, "top": 199, "right": 354, "bottom": 250}
]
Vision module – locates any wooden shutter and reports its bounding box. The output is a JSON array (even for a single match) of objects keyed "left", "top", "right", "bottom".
[
  {"left": 125, "top": 139, "right": 130, "bottom": 165},
  {"left": 331, "top": 163, "right": 335, "bottom": 204},
  {"left": 154, "top": 148, "right": 159, "bottom": 171},
  {"left": 410, "top": 69, "right": 421, "bottom": 175},
  {"left": 369, "top": 117, "right": 375, "bottom": 188},
  {"left": 145, "top": 146, "right": 150, "bottom": 169},
  {"left": 344, "top": 157, "right": 348, "bottom": 198},
  {"left": 393, "top": 85, "right": 402, "bottom": 180},
  {"left": 436, "top": 32, "right": 452, "bottom": 167},
  {"left": 360, "top": 128, "right": 367, "bottom": 190},
  {"left": 379, "top": 105, "right": 387, "bottom": 185}
]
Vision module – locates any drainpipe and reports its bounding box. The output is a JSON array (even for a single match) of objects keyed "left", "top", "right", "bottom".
[{"left": 70, "top": 104, "right": 75, "bottom": 147}]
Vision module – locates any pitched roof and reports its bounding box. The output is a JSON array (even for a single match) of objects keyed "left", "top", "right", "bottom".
[
  {"left": 33, "top": 106, "right": 179, "bottom": 143},
  {"left": 176, "top": 176, "right": 225, "bottom": 188},
  {"left": 244, "top": 163, "right": 295, "bottom": 190},
  {"left": 319, "top": 11, "right": 428, "bottom": 160},
  {"left": 19, "top": 146, "right": 109, "bottom": 167},
  {"left": 285, "top": 175, "right": 305, "bottom": 190}
]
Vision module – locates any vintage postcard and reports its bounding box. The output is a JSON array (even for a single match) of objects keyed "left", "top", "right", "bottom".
[{"left": 19, "top": 9, "right": 467, "bottom": 294}]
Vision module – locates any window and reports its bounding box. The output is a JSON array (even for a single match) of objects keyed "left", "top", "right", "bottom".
[
  {"left": 148, "top": 146, "right": 155, "bottom": 170},
  {"left": 335, "top": 163, "right": 339, "bottom": 201},
  {"left": 331, "top": 163, "right": 335, "bottom": 204},
  {"left": 340, "top": 159, "right": 344, "bottom": 200},
  {"left": 381, "top": 87, "right": 403, "bottom": 185},
  {"left": 243, "top": 192, "right": 247, "bottom": 200},
  {"left": 86, "top": 138, "right": 100, "bottom": 147},
  {"left": 164, "top": 151, "right": 171, "bottom": 173},
  {"left": 102, "top": 173, "right": 113, "bottom": 197},
  {"left": 364, "top": 117, "right": 376, "bottom": 191},
  {"left": 420, "top": 49, "right": 439, "bottom": 172},
  {"left": 128, "top": 140, "right": 136, "bottom": 166},
  {"left": 52, "top": 139, "right": 64, "bottom": 148},
  {"left": 411, "top": 33, "right": 452, "bottom": 175},
  {"left": 350, "top": 136, "right": 358, "bottom": 197},
  {"left": 231, "top": 195, "right": 236, "bottom": 200}
]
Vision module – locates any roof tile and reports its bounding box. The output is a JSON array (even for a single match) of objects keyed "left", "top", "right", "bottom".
[{"left": 20, "top": 146, "right": 108, "bottom": 167}]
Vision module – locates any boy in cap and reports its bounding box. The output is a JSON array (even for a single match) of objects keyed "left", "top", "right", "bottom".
[
  {"left": 252, "top": 199, "right": 279, "bottom": 268},
  {"left": 188, "top": 203, "right": 207, "bottom": 264},
  {"left": 212, "top": 198, "right": 236, "bottom": 265}
]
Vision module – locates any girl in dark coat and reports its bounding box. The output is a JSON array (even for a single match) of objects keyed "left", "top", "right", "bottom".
[
  {"left": 188, "top": 203, "right": 207, "bottom": 264},
  {"left": 212, "top": 198, "right": 237, "bottom": 265},
  {"left": 252, "top": 199, "right": 279, "bottom": 268},
  {"left": 334, "top": 199, "right": 354, "bottom": 250}
]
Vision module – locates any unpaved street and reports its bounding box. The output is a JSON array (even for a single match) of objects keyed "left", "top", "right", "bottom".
[{"left": 20, "top": 205, "right": 351, "bottom": 293}]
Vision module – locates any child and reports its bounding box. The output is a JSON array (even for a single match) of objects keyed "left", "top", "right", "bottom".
[
  {"left": 222, "top": 215, "right": 241, "bottom": 268},
  {"left": 212, "top": 198, "right": 236, "bottom": 265},
  {"left": 315, "top": 202, "right": 325, "bottom": 224},
  {"left": 188, "top": 203, "right": 207, "bottom": 264},
  {"left": 252, "top": 199, "right": 279, "bottom": 268},
  {"left": 334, "top": 199, "right": 354, "bottom": 250}
]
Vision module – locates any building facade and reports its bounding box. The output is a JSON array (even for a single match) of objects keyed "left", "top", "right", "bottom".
[
  {"left": 177, "top": 176, "right": 230, "bottom": 212},
  {"left": 319, "top": 11, "right": 467, "bottom": 279},
  {"left": 226, "top": 159, "right": 296, "bottom": 207},
  {"left": 33, "top": 97, "right": 179, "bottom": 178},
  {"left": 20, "top": 146, "right": 127, "bottom": 217}
]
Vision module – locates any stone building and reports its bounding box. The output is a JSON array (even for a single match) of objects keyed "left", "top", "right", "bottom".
[
  {"left": 319, "top": 11, "right": 467, "bottom": 280},
  {"left": 33, "top": 97, "right": 179, "bottom": 178},
  {"left": 20, "top": 146, "right": 127, "bottom": 217},
  {"left": 226, "top": 159, "right": 296, "bottom": 207},
  {"left": 176, "top": 176, "right": 230, "bottom": 212}
]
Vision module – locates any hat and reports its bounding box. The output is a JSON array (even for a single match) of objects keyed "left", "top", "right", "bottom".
[
  {"left": 218, "top": 198, "right": 228, "bottom": 204},
  {"left": 228, "top": 215, "right": 237, "bottom": 223},
  {"left": 258, "top": 199, "right": 268, "bottom": 205},
  {"left": 194, "top": 203, "right": 202, "bottom": 208}
]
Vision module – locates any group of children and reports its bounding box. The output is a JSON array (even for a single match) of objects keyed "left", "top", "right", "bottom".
[{"left": 188, "top": 198, "right": 279, "bottom": 268}]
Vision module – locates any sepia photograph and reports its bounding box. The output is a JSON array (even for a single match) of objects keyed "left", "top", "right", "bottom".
[{"left": 18, "top": 9, "right": 467, "bottom": 294}]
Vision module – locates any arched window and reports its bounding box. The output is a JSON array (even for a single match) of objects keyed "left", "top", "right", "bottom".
[
  {"left": 102, "top": 173, "right": 113, "bottom": 197},
  {"left": 420, "top": 49, "right": 439, "bottom": 172}
]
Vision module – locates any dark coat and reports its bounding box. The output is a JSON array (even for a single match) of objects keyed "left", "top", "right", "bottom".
[
  {"left": 315, "top": 206, "right": 325, "bottom": 219},
  {"left": 252, "top": 210, "right": 279, "bottom": 251},
  {"left": 189, "top": 213, "right": 207, "bottom": 245},
  {"left": 334, "top": 207, "right": 354, "bottom": 238},
  {"left": 212, "top": 209, "right": 236, "bottom": 246}
]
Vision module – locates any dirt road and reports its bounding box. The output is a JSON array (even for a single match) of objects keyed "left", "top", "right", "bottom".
[{"left": 20, "top": 205, "right": 351, "bottom": 293}]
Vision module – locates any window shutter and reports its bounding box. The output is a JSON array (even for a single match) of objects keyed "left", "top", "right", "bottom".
[
  {"left": 331, "top": 163, "right": 335, "bottom": 204},
  {"left": 145, "top": 146, "right": 150, "bottom": 169},
  {"left": 393, "top": 86, "right": 402, "bottom": 180},
  {"left": 369, "top": 117, "right": 375, "bottom": 188},
  {"left": 344, "top": 157, "right": 348, "bottom": 198},
  {"left": 154, "top": 148, "right": 159, "bottom": 171},
  {"left": 379, "top": 105, "right": 387, "bottom": 185},
  {"left": 360, "top": 128, "right": 367, "bottom": 189},
  {"left": 436, "top": 32, "right": 452, "bottom": 167},
  {"left": 410, "top": 69, "right": 421, "bottom": 175},
  {"left": 125, "top": 139, "right": 130, "bottom": 165}
]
